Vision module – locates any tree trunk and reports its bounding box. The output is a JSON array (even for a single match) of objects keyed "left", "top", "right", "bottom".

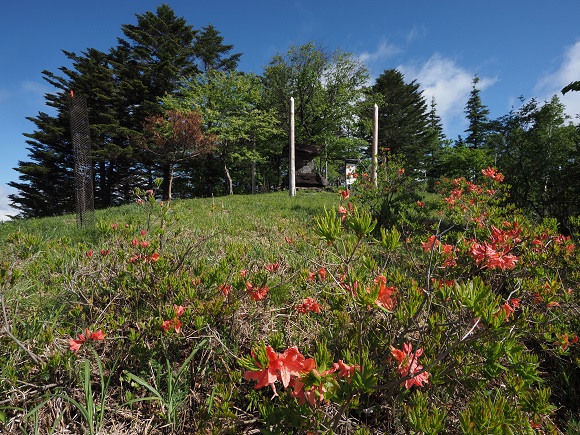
[
  {"left": 161, "top": 163, "right": 174, "bottom": 202},
  {"left": 251, "top": 138, "right": 257, "bottom": 194},
  {"left": 224, "top": 163, "right": 233, "bottom": 195}
]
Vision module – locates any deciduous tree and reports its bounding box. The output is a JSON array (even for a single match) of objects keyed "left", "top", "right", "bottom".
[
  {"left": 141, "top": 109, "right": 217, "bottom": 201},
  {"left": 262, "top": 42, "right": 369, "bottom": 183}
]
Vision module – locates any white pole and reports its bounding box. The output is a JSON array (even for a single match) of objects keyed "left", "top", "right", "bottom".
[
  {"left": 289, "top": 97, "right": 296, "bottom": 197},
  {"left": 372, "top": 103, "right": 378, "bottom": 187}
]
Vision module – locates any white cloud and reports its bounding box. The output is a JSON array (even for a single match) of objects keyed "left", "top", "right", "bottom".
[
  {"left": 535, "top": 40, "right": 580, "bottom": 121},
  {"left": 406, "top": 25, "right": 427, "bottom": 43},
  {"left": 0, "top": 184, "right": 17, "bottom": 222},
  {"left": 399, "top": 54, "right": 497, "bottom": 138},
  {"left": 358, "top": 39, "right": 401, "bottom": 65},
  {"left": 21, "top": 80, "right": 52, "bottom": 106}
]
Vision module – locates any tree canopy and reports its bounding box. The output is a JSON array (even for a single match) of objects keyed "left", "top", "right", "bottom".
[{"left": 8, "top": 4, "right": 580, "bottom": 230}]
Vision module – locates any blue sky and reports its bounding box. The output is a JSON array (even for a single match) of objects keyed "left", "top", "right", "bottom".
[{"left": 1, "top": 0, "right": 580, "bottom": 220}]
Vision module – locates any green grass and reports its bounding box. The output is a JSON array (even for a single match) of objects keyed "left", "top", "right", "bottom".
[{"left": 1, "top": 186, "right": 580, "bottom": 434}]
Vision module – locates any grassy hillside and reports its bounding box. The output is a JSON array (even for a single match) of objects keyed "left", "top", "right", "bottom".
[{"left": 1, "top": 183, "right": 579, "bottom": 434}]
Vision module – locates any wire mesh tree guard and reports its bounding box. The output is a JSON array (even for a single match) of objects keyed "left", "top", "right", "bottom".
[{"left": 68, "top": 91, "right": 94, "bottom": 227}]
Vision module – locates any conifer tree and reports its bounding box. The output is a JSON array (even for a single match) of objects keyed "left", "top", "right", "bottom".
[
  {"left": 424, "top": 96, "right": 446, "bottom": 182},
  {"left": 10, "top": 5, "right": 243, "bottom": 216},
  {"left": 193, "top": 25, "right": 242, "bottom": 72},
  {"left": 369, "top": 69, "right": 432, "bottom": 172},
  {"left": 8, "top": 109, "right": 76, "bottom": 218},
  {"left": 114, "top": 4, "right": 199, "bottom": 125},
  {"left": 464, "top": 75, "right": 490, "bottom": 148}
]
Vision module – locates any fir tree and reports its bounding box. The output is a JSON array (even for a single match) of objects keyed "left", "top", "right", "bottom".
[
  {"left": 464, "top": 75, "right": 490, "bottom": 149},
  {"left": 369, "top": 69, "right": 432, "bottom": 172},
  {"left": 193, "top": 25, "right": 242, "bottom": 72}
]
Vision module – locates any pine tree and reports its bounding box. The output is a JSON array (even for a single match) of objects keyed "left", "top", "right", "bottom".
[
  {"left": 424, "top": 96, "right": 446, "bottom": 182},
  {"left": 464, "top": 76, "right": 490, "bottom": 148},
  {"left": 193, "top": 25, "right": 242, "bottom": 72},
  {"left": 114, "top": 4, "right": 199, "bottom": 124},
  {"left": 56, "top": 49, "right": 135, "bottom": 208},
  {"left": 10, "top": 5, "right": 242, "bottom": 216},
  {"left": 369, "top": 69, "right": 432, "bottom": 172},
  {"left": 8, "top": 109, "right": 76, "bottom": 217}
]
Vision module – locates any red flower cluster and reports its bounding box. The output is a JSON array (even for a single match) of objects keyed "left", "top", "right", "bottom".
[
  {"left": 481, "top": 167, "right": 505, "bottom": 182},
  {"left": 390, "top": 343, "right": 430, "bottom": 389},
  {"left": 374, "top": 276, "right": 396, "bottom": 311},
  {"left": 338, "top": 202, "right": 354, "bottom": 222},
  {"left": 219, "top": 284, "right": 232, "bottom": 296},
  {"left": 306, "top": 268, "right": 327, "bottom": 282},
  {"left": 497, "top": 298, "right": 521, "bottom": 320},
  {"left": 246, "top": 282, "right": 269, "bottom": 301},
  {"left": 244, "top": 346, "right": 315, "bottom": 397},
  {"left": 296, "top": 297, "right": 323, "bottom": 314},
  {"left": 161, "top": 304, "right": 185, "bottom": 333},
  {"left": 69, "top": 328, "right": 106, "bottom": 353},
  {"left": 421, "top": 235, "right": 439, "bottom": 252},
  {"left": 469, "top": 222, "right": 520, "bottom": 270},
  {"left": 243, "top": 345, "right": 358, "bottom": 406},
  {"left": 557, "top": 334, "right": 579, "bottom": 351},
  {"left": 264, "top": 262, "right": 280, "bottom": 273}
]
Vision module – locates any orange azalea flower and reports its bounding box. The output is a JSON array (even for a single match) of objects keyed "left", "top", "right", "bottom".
[
  {"left": 338, "top": 205, "right": 347, "bottom": 221},
  {"left": 69, "top": 328, "right": 106, "bottom": 353},
  {"left": 296, "top": 297, "right": 322, "bottom": 314},
  {"left": 160, "top": 318, "right": 182, "bottom": 334},
  {"left": 340, "top": 189, "right": 350, "bottom": 199},
  {"left": 160, "top": 320, "right": 173, "bottom": 333},
  {"left": 332, "top": 359, "right": 359, "bottom": 379},
  {"left": 246, "top": 282, "right": 269, "bottom": 301},
  {"left": 150, "top": 252, "right": 160, "bottom": 262},
  {"left": 374, "top": 276, "right": 396, "bottom": 311},
  {"left": 86, "top": 250, "right": 94, "bottom": 258},
  {"left": 243, "top": 346, "right": 315, "bottom": 396},
  {"left": 390, "top": 343, "right": 429, "bottom": 389},
  {"left": 264, "top": 262, "right": 280, "bottom": 273},
  {"left": 243, "top": 346, "right": 281, "bottom": 395},
  {"left": 173, "top": 305, "right": 185, "bottom": 317},
  {"left": 421, "top": 235, "right": 440, "bottom": 252},
  {"left": 470, "top": 242, "right": 518, "bottom": 270},
  {"left": 496, "top": 298, "right": 520, "bottom": 321},
  {"left": 481, "top": 167, "right": 505, "bottom": 182},
  {"left": 219, "top": 284, "right": 232, "bottom": 296},
  {"left": 317, "top": 267, "right": 327, "bottom": 280}
]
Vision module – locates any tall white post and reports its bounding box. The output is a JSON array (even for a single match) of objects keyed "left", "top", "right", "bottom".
[
  {"left": 372, "top": 103, "right": 378, "bottom": 187},
  {"left": 289, "top": 97, "right": 296, "bottom": 197}
]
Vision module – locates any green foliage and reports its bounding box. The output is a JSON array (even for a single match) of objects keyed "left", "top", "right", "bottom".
[
  {"left": 365, "top": 69, "right": 436, "bottom": 172},
  {"left": 1, "top": 167, "right": 580, "bottom": 433},
  {"left": 123, "top": 339, "right": 207, "bottom": 428},
  {"left": 351, "top": 154, "right": 424, "bottom": 229}
]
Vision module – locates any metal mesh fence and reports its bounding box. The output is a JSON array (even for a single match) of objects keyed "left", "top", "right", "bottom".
[{"left": 68, "top": 92, "right": 94, "bottom": 227}]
